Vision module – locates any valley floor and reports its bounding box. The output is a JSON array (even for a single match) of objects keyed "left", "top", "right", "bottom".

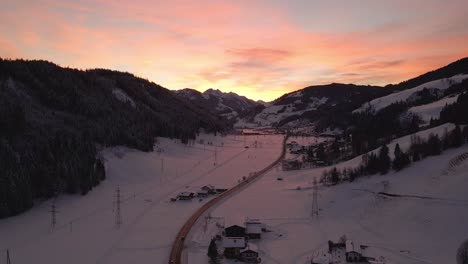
[{"left": 1, "top": 133, "right": 467, "bottom": 264}]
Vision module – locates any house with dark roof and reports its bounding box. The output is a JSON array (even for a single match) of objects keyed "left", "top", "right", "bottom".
[{"left": 224, "top": 225, "right": 246, "bottom": 238}]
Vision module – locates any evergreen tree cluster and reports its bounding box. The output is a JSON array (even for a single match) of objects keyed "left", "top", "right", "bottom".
[
  {"left": 321, "top": 126, "right": 466, "bottom": 185},
  {"left": 0, "top": 59, "right": 225, "bottom": 218}
]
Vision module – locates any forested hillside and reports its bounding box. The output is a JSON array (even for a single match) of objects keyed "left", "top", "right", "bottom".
[{"left": 0, "top": 59, "right": 224, "bottom": 218}]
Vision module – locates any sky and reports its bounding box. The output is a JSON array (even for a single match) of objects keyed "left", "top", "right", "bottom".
[{"left": 1, "top": 0, "right": 468, "bottom": 101}]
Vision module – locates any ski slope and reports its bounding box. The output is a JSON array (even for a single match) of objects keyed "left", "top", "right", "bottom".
[
  {"left": 0, "top": 134, "right": 284, "bottom": 264},
  {"left": 187, "top": 133, "right": 468, "bottom": 264},
  {"left": 354, "top": 74, "right": 468, "bottom": 113}
]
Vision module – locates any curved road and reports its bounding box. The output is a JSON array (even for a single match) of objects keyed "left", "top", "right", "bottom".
[{"left": 168, "top": 135, "right": 288, "bottom": 264}]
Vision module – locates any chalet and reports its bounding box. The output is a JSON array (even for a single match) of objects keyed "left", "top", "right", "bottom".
[
  {"left": 245, "top": 219, "right": 263, "bottom": 239},
  {"left": 201, "top": 184, "right": 217, "bottom": 194},
  {"left": 240, "top": 244, "right": 261, "bottom": 263},
  {"left": 328, "top": 240, "right": 345, "bottom": 254},
  {"left": 196, "top": 190, "right": 209, "bottom": 197},
  {"left": 345, "top": 240, "right": 364, "bottom": 262},
  {"left": 177, "top": 192, "right": 194, "bottom": 200},
  {"left": 224, "top": 225, "right": 246, "bottom": 237},
  {"left": 222, "top": 237, "right": 246, "bottom": 259}
]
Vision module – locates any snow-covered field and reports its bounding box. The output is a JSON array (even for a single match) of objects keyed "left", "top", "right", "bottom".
[
  {"left": 2, "top": 128, "right": 468, "bottom": 264},
  {"left": 187, "top": 132, "right": 468, "bottom": 264},
  {"left": 0, "top": 134, "right": 283, "bottom": 264}
]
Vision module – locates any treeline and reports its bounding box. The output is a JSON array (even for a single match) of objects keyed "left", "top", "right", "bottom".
[
  {"left": 0, "top": 59, "right": 224, "bottom": 218},
  {"left": 350, "top": 79, "right": 468, "bottom": 157},
  {"left": 321, "top": 126, "right": 468, "bottom": 184}
]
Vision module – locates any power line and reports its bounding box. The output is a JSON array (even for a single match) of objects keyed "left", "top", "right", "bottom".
[{"left": 50, "top": 199, "right": 57, "bottom": 229}]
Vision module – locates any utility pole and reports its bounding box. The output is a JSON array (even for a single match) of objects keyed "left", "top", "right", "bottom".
[
  {"left": 50, "top": 199, "right": 57, "bottom": 229},
  {"left": 6, "top": 249, "right": 11, "bottom": 264},
  {"left": 312, "top": 178, "right": 319, "bottom": 217},
  {"left": 115, "top": 186, "right": 122, "bottom": 229},
  {"left": 214, "top": 146, "right": 217, "bottom": 166}
]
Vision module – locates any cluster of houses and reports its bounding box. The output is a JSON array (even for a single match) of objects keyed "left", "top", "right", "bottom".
[
  {"left": 221, "top": 219, "right": 264, "bottom": 263},
  {"left": 311, "top": 239, "right": 382, "bottom": 264},
  {"left": 173, "top": 185, "right": 227, "bottom": 201}
]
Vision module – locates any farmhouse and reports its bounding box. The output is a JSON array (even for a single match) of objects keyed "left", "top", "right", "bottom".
[
  {"left": 240, "top": 244, "right": 261, "bottom": 263},
  {"left": 224, "top": 225, "right": 246, "bottom": 237},
  {"left": 177, "top": 192, "right": 194, "bottom": 200},
  {"left": 222, "top": 237, "right": 246, "bottom": 259},
  {"left": 245, "top": 219, "right": 263, "bottom": 239},
  {"left": 201, "top": 184, "right": 217, "bottom": 194}
]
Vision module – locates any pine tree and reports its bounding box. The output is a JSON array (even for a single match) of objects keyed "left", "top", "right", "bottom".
[
  {"left": 450, "top": 126, "right": 463, "bottom": 148},
  {"left": 378, "top": 144, "right": 391, "bottom": 174},
  {"left": 207, "top": 238, "right": 219, "bottom": 263},
  {"left": 393, "top": 143, "right": 402, "bottom": 171},
  {"left": 330, "top": 167, "right": 340, "bottom": 185}
]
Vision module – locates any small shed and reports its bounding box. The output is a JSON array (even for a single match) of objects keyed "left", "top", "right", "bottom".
[
  {"left": 197, "top": 190, "right": 209, "bottom": 197},
  {"left": 177, "top": 192, "right": 194, "bottom": 200},
  {"left": 224, "top": 225, "right": 246, "bottom": 238},
  {"left": 240, "top": 247, "right": 261, "bottom": 263}
]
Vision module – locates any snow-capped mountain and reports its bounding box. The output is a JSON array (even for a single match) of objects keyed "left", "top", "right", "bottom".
[{"left": 174, "top": 88, "right": 262, "bottom": 121}]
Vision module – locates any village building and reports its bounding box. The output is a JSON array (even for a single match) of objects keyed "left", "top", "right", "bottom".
[
  {"left": 222, "top": 237, "right": 246, "bottom": 259},
  {"left": 224, "top": 225, "right": 246, "bottom": 237},
  {"left": 196, "top": 189, "right": 209, "bottom": 197},
  {"left": 345, "top": 240, "right": 364, "bottom": 262},
  {"left": 239, "top": 243, "right": 261, "bottom": 263},
  {"left": 282, "top": 159, "right": 302, "bottom": 171},
  {"left": 245, "top": 219, "right": 263, "bottom": 239},
  {"left": 201, "top": 184, "right": 217, "bottom": 194},
  {"left": 177, "top": 192, "right": 194, "bottom": 200}
]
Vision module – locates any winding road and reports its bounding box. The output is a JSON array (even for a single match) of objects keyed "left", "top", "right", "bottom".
[{"left": 168, "top": 135, "right": 289, "bottom": 264}]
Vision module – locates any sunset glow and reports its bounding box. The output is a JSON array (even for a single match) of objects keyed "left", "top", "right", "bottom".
[{"left": 2, "top": 0, "right": 468, "bottom": 101}]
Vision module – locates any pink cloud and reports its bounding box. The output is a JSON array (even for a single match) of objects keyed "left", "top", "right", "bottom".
[{"left": 1, "top": 0, "right": 468, "bottom": 101}]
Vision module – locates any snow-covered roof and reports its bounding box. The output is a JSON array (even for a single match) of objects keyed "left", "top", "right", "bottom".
[
  {"left": 222, "top": 237, "right": 246, "bottom": 248},
  {"left": 346, "top": 240, "right": 360, "bottom": 253},
  {"left": 245, "top": 222, "right": 262, "bottom": 234},
  {"left": 242, "top": 243, "right": 259, "bottom": 253}
]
